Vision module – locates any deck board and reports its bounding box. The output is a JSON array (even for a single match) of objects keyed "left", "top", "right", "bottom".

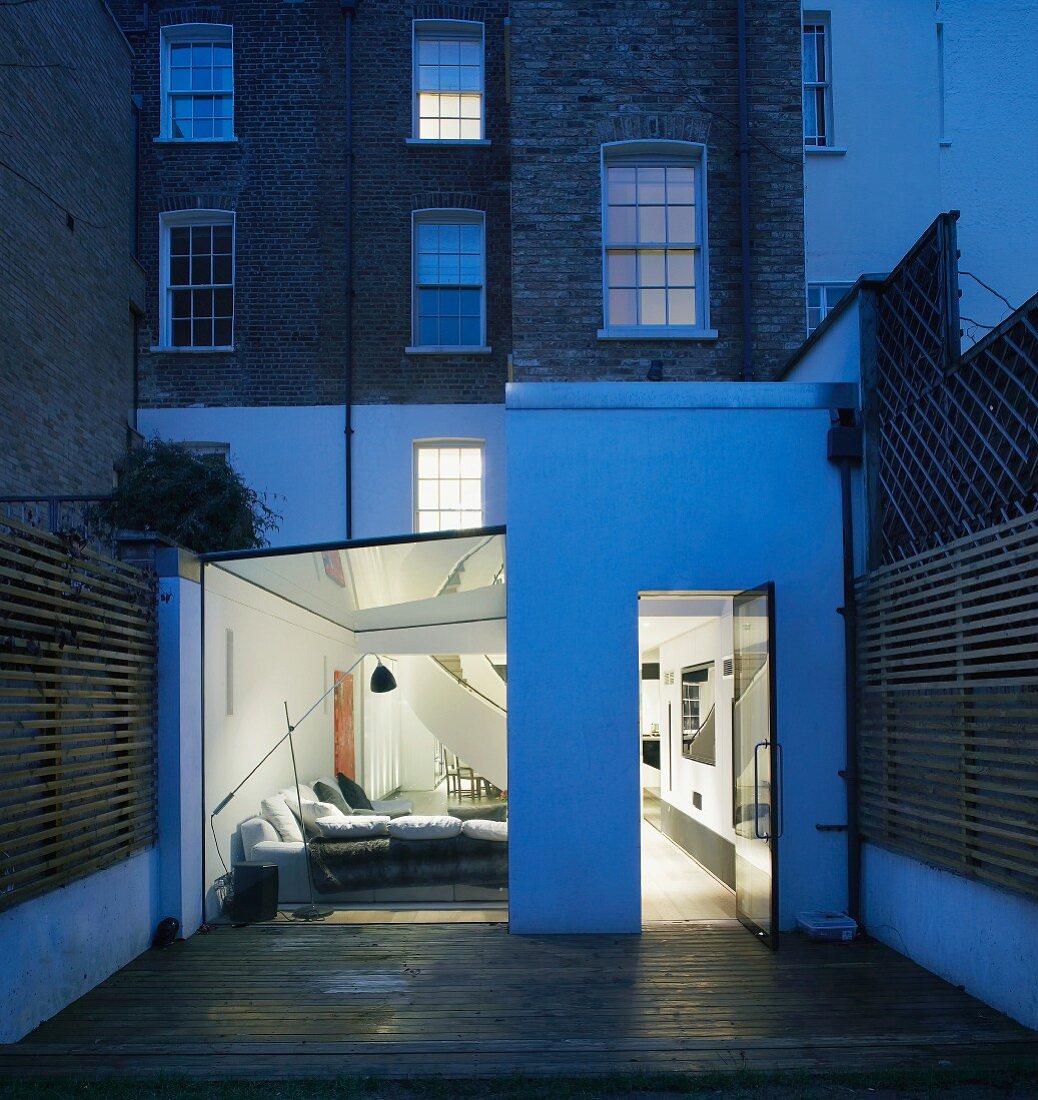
[{"left": 2, "top": 923, "right": 1035, "bottom": 1078}]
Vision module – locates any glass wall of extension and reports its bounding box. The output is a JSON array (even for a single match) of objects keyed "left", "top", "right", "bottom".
[
  {"left": 201, "top": 529, "right": 508, "bottom": 925},
  {"left": 638, "top": 591, "right": 778, "bottom": 943}
]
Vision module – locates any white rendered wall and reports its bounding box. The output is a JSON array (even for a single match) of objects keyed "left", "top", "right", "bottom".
[
  {"left": 0, "top": 849, "right": 158, "bottom": 1042},
  {"left": 804, "top": 1, "right": 940, "bottom": 286},
  {"left": 156, "top": 561, "right": 203, "bottom": 936},
  {"left": 351, "top": 404, "right": 507, "bottom": 538},
  {"left": 804, "top": 1, "right": 1038, "bottom": 343},
  {"left": 863, "top": 844, "right": 1038, "bottom": 1030},
  {"left": 937, "top": 0, "right": 1038, "bottom": 337},
  {"left": 506, "top": 383, "right": 853, "bottom": 933},
  {"left": 202, "top": 565, "right": 366, "bottom": 916},
  {"left": 658, "top": 615, "right": 735, "bottom": 850},
  {"left": 137, "top": 406, "right": 347, "bottom": 547}
]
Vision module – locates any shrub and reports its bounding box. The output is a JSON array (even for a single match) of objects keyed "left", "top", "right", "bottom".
[{"left": 95, "top": 439, "right": 281, "bottom": 553}]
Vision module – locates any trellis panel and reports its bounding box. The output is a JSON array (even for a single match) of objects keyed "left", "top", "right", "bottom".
[
  {"left": 0, "top": 515, "right": 157, "bottom": 913},
  {"left": 856, "top": 513, "right": 1038, "bottom": 901}
]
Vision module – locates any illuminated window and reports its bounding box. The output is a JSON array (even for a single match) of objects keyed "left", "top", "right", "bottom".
[
  {"left": 413, "top": 21, "right": 484, "bottom": 141},
  {"left": 803, "top": 15, "right": 833, "bottom": 148},
  {"left": 159, "top": 211, "right": 234, "bottom": 349},
  {"left": 414, "top": 442, "right": 484, "bottom": 533},
  {"left": 413, "top": 211, "right": 485, "bottom": 348},
  {"left": 602, "top": 142, "right": 708, "bottom": 334},
  {"left": 160, "top": 24, "right": 234, "bottom": 141}
]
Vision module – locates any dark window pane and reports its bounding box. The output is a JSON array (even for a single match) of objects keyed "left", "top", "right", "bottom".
[
  {"left": 214, "top": 288, "right": 233, "bottom": 316},
  {"left": 459, "top": 289, "right": 481, "bottom": 316},
  {"left": 170, "top": 256, "right": 190, "bottom": 285},
  {"left": 191, "top": 226, "right": 212, "bottom": 253},
  {"left": 172, "top": 319, "right": 191, "bottom": 346},
  {"left": 193, "top": 288, "right": 213, "bottom": 316},
  {"left": 192, "top": 66, "right": 213, "bottom": 91},
  {"left": 192, "top": 317, "right": 213, "bottom": 346},
  {"left": 459, "top": 316, "right": 480, "bottom": 345},
  {"left": 214, "top": 318, "right": 232, "bottom": 346},
  {"left": 213, "top": 43, "right": 232, "bottom": 66},
  {"left": 418, "top": 316, "right": 438, "bottom": 345},
  {"left": 438, "top": 288, "right": 461, "bottom": 315},
  {"left": 193, "top": 117, "right": 214, "bottom": 139},
  {"left": 170, "top": 227, "right": 190, "bottom": 254},
  {"left": 212, "top": 255, "right": 232, "bottom": 284},
  {"left": 192, "top": 43, "right": 212, "bottom": 66},
  {"left": 192, "top": 255, "right": 212, "bottom": 284},
  {"left": 212, "top": 224, "right": 232, "bottom": 252},
  {"left": 171, "top": 290, "right": 191, "bottom": 318},
  {"left": 440, "top": 316, "right": 460, "bottom": 344},
  {"left": 418, "top": 289, "right": 439, "bottom": 316}
]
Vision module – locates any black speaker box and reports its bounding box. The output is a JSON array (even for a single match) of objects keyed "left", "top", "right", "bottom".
[{"left": 232, "top": 861, "right": 278, "bottom": 922}]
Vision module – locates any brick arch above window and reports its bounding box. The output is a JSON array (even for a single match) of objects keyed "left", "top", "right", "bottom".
[
  {"left": 596, "top": 113, "right": 712, "bottom": 148},
  {"left": 413, "top": 3, "right": 486, "bottom": 21},
  {"left": 159, "top": 194, "right": 237, "bottom": 214},
  {"left": 160, "top": 6, "right": 225, "bottom": 27},
  {"left": 410, "top": 190, "right": 488, "bottom": 213}
]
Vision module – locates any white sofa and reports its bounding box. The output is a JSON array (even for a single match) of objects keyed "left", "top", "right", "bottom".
[{"left": 237, "top": 779, "right": 415, "bottom": 904}]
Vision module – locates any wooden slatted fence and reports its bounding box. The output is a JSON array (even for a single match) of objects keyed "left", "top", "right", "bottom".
[
  {"left": 0, "top": 515, "right": 157, "bottom": 912},
  {"left": 856, "top": 511, "right": 1038, "bottom": 900}
]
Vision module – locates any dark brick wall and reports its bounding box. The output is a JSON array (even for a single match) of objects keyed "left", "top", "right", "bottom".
[
  {"left": 508, "top": 0, "right": 806, "bottom": 383},
  {"left": 350, "top": 0, "right": 512, "bottom": 405},
  {"left": 115, "top": 0, "right": 349, "bottom": 408},
  {"left": 0, "top": 0, "right": 138, "bottom": 495}
]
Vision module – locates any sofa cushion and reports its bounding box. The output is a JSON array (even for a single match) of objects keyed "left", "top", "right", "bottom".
[
  {"left": 313, "top": 815, "right": 390, "bottom": 839},
  {"left": 300, "top": 799, "right": 348, "bottom": 832},
  {"left": 461, "top": 819, "right": 508, "bottom": 843},
  {"left": 240, "top": 816, "right": 279, "bottom": 859},
  {"left": 386, "top": 814, "right": 462, "bottom": 840},
  {"left": 313, "top": 779, "right": 352, "bottom": 816},
  {"left": 261, "top": 796, "right": 303, "bottom": 842},
  {"left": 336, "top": 773, "right": 374, "bottom": 811}
]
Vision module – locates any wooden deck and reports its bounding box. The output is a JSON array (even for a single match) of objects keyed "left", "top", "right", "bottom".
[{"left": 3, "top": 922, "right": 1036, "bottom": 1078}]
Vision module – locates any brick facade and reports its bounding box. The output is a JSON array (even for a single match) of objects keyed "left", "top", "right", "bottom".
[
  {"left": 115, "top": 0, "right": 350, "bottom": 409},
  {"left": 350, "top": 0, "right": 512, "bottom": 405},
  {"left": 509, "top": 0, "right": 806, "bottom": 383},
  {"left": 0, "top": 0, "right": 142, "bottom": 495}
]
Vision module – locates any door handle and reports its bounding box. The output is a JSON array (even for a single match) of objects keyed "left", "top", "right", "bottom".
[
  {"left": 753, "top": 739, "right": 770, "bottom": 841},
  {"left": 774, "top": 742, "right": 784, "bottom": 840}
]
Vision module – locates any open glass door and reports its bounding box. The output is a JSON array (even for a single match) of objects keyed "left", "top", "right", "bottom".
[{"left": 732, "top": 584, "right": 780, "bottom": 947}]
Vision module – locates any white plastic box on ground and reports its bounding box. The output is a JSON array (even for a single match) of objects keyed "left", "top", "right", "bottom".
[{"left": 796, "top": 910, "right": 858, "bottom": 942}]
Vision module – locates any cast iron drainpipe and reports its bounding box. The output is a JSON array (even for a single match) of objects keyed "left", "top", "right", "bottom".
[
  {"left": 342, "top": 0, "right": 357, "bottom": 537},
  {"left": 736, "top": 0, "right": 753, "bottom": 381},
  {"left": 828, "top": 410, "right": 864, "bottom": 925}
]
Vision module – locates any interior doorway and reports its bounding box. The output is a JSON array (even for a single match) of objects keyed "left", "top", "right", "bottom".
[{"left": 638, "top": 593, "right": 738, "bottom": 925}]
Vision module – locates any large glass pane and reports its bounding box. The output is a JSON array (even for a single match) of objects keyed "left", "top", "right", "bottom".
[{"left": 732, "top": 585, "right": 778, "bottom": 947}]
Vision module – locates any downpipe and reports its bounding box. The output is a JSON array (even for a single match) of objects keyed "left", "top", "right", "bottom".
[{"left": 341, "top": 0, "right": 357, "bottom": 537}]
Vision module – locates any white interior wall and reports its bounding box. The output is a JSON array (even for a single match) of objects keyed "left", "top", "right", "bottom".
[
  {"left": 658, "top": 612, "right": 735, "bottom": 848},
  {"left": 359, "top": 654, "right": 403, "bottom": 800},
  {"left": 202, "top": 566, "right": 363, "bottom": 915}
]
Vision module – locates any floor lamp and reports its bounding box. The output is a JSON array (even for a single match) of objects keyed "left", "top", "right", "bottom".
[{"left": 211, "top": 653, "right": 398, "bottom": 922}]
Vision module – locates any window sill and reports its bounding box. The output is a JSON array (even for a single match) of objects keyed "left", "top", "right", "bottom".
[
  {"left": 597, "top": 327, "right": 718, "bottom": 342},
  {"left": 405, "top": 345, "right": 492, "bottom": 355},
  {"left": 404, "top": 138, "right": 490, "bottom": 147},
  {"left": 153, "top": 137, "right": 240, "bottom": 146},
  {"left": 150, "top": 345, "right": 236, "bottom": 353},
  {"left": 805, "top": 146, "right": 847, "bottom": 156},
  {"left": 940, "top": 139, "right": 953, "bottom": 148}
]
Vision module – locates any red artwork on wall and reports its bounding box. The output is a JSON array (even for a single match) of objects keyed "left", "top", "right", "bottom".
[{"left": 333, "top": 672, "right": 355, "bottom": 780}]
